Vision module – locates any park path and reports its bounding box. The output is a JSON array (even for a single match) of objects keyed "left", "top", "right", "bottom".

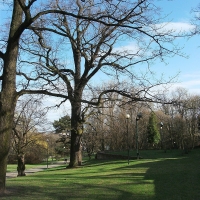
[{"left": 6, "top": 161, "right": 66, "bottom": 179}]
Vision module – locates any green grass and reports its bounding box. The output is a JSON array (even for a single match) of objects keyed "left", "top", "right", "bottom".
[{"left": 2, "top": 149, "right": 200, "bottom": 200}]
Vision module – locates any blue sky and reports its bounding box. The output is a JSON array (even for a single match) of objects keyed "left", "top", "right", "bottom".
[
  {"left": 46, "top": 0, "right": 200, "bottom": 124},
  {"left": 92, "top": 0, "right": 200, "bottom": 95},
  {"left": 1, "top": 0, "right": 200, "bottom": 125},
  {"left": 151, "top": 0, "right": 200, "bottom": 94}
]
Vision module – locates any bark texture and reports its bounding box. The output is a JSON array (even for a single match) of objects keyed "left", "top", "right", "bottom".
[
  {"left": 17, "top": 154, "right": 26, "bottom": 176},
  {"left": 69, "top": 100, "right": 83, "bottom": 167},
  {"left": 0, "top": 0, "right": 23, "bottom": 193}
]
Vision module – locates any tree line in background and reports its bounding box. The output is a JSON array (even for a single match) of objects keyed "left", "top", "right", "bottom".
[
  {"left": 82, "top": 87, "right": 200, "bottom": 156},
  {"left": 6, "top": 85, "right": 200, "bottom": 183}
]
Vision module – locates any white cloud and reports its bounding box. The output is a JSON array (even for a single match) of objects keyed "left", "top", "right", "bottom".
[
  {"left": 167, "top": 72, "right": 200, "bottom": 95},
  {"left": 153, "top": 22, "right": 196, "bottom": 34},
  {"left": 113, "top": 42, "right": 139, "bottom": 53},
  {"left": 112, "top": 22, "right": 195, "bottom": 54},
  {"left": 145, "top": 70, "right": 200, "bottom": 97}
]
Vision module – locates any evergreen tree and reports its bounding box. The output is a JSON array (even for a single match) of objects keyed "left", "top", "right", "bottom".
[
  {"left": 147, "top": 112, "right": 160, "bottom": 147},
  {"left": 53, "top": 115, "right": 71, "bottom": 133}
]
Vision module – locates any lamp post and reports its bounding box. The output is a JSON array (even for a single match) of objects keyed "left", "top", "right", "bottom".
[
  {"left": 63, "top": 146, "right": 66, "bottom": 162},
  {"left": 126, "top": 114, "right": 130, "bottom": 164},
  {"left": 160, "top": 122, "right": 166, "bottom": 152},
  {"left": 160, "top": 122, "right": 163, "bottom": 149},
  {"left": 46, "top": 139, "right": 49, "bottom": 169},
  {"left": 136, "top": 113, "right": 142, "bottom": 159}
]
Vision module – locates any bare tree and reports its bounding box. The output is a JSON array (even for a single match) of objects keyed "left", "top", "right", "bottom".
[
  {"left": 12, "top": 96, "right": 48, "bottom": 176},
  {"left": 191, "top": 3, "right": 200, "bottom": 36},
  {"left": 0, "top": 0, "right": 126, "bottom": 193},
  {"left": 0, "top": 0, "right": 188, "bottom": 192},
  {"left": 157, "top": 88, "right": 200, "bottom": 151},
  {"left": 16, "top": 0, "right": 184, "bottom": 168}
]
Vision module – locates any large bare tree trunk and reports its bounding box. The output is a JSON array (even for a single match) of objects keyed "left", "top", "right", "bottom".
[
  {"left": 0, "top": 0, "right": 23, "bottom": 193},
  {"left": 0, "top": 57, "right": 17, "bottom": 192},
  {"left": 0, "top": 155, "right": 8, "bottom": 194},
  {"left": 69, "top": 129, "right": 82, "bottom": 167},
  {"left": 69, "top": 100, "right": 83, "bottom": 167},
  {"left": 17, "top": 154, "right": 26, "bottom": 176}
]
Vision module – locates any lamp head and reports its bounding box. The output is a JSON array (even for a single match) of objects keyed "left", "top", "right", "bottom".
[
  {"left": 126, "top": 114, "right": 130, "bottom": 119},
  {"left": 136, "top": 113, "right": 142, "bottom": 121}
]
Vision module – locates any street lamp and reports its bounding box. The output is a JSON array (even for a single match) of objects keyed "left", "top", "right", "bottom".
[
  {"left": 160, "top": 122, "right": 163, "bottom": 149},
  {"left": 63, "top": 146, "right": 66, "bottom": 163},
  {"left": 160, "top": 122, "right": 166, "bottom": 152},
  {"left": 136, "top": 113, "right": 142, "bottom": 159},
  {"left": 126, "top": 114, "right": 130, "bottom": 164},
  {"left": 46, "top": 139, "right": 49, "bottom": 169}
]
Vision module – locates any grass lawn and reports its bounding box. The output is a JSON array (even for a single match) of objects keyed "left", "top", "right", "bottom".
[{"left": 2, "top": 149, "right": 200, "bottom": 200}]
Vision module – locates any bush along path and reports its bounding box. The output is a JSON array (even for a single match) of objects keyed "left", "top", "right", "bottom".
[{"left": 6, "top": 161, "right": 66, "bottom": 178}]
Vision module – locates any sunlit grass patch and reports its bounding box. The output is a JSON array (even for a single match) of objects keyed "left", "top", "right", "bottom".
[{"left": 3, "top": 149, "right": 200, "bottom": 200}]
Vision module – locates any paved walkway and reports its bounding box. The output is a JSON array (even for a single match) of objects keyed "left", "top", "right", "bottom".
[{"left": 6, "top": 161, "right": 67, "bottom": 179}]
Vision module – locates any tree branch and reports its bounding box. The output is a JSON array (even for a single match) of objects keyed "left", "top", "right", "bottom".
[
  {"left": 0, "top": 51, "right": 5, "bottom": 60},
  {"left": 17, "top": 89, "right": 69, "bottom": 99}
]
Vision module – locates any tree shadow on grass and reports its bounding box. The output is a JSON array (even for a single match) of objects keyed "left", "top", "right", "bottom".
[
  {"left": 1, "top": 184, "right": 148, "bottom": 200},
  {"left": 2, "top": 150, "right": 200, "bottom": 200},
  {"left": 143, "top": 155, "right": 200, "bottom": 200},
  {"left": 120, "top": 150, "right": 200, "bottom": 200},
  {"left": 2, "top": 162, "right": 154, "bottom": 200}
]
